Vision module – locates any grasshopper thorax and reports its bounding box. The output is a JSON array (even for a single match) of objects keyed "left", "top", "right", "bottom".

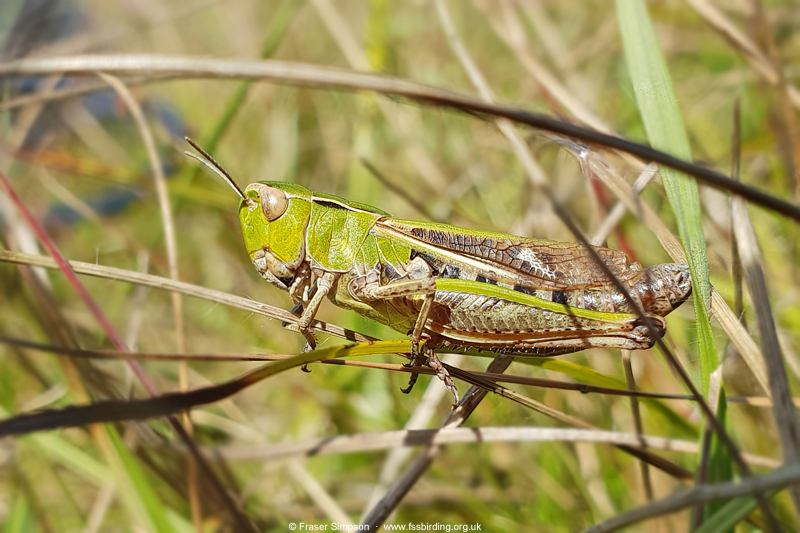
[{"left": 239, "top": 182, "right": 313, "bottom": 292}]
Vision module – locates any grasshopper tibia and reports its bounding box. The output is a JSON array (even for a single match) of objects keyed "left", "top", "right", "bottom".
[{"left": 401, "top": 340, "right": 460, "bottom": 409}]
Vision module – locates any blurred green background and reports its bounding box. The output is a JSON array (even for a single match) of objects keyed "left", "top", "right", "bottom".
[{"left": 1, "top": 0, "right": 799, "bottom": 531}]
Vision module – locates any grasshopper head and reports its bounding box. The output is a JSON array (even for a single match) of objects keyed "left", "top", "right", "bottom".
[{"left": 239, "top": 181, "right": 313, "bottom": 291}]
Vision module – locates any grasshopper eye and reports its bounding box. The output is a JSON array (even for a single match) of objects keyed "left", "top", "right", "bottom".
[
  {"left": 245, "top": 183, "right": 289, "bottom": 220},
  {"left": 260, "top": 187, "right": 288, "bottom": 221}
]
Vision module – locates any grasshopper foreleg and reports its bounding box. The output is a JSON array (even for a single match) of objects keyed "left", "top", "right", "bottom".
[
  {"left": 400, "top": 290, "right": 434, "bottom": 397},
  {"left": 284, "top": 281, "right": 317, "bottom": 323},
  {"left": 292, "top": 272, "right": 338, "bottom": 372}
]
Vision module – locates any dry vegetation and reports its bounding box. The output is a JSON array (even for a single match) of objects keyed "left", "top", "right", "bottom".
[{"left": 1, "top": 0, "right": 799, "bottom": 531}]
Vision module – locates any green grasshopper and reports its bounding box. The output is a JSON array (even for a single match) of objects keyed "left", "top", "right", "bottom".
[{"left": 185, "top": 139, "right": 691, "bottom": 404}]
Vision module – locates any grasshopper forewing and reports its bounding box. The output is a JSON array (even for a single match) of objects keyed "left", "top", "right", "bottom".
[{"left": 186, "top": 140, "right": 692, "bottom": 404}]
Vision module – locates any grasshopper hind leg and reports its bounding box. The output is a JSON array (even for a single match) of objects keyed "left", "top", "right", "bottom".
[
  {"left": 400, "top": 340, "right": 460, "bottom": 409},
  {"left": 425, "top": 346, "right": 460, "bottom": 408},
  {"left": 402, "top": 290, "right": 460, "bottom": 408},
  {"left": 352, "top": 273, "right": 459, "bottom": 406}
]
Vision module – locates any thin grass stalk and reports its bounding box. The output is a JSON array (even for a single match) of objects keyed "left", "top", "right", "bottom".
[
  {"left": 614, "top": 1, "right": 782, "bottom": 527},
  {"left": 561, "top": 141, "right": 770, "bottom": 394},
  {"left": 732, "top": 150, "right": 800, "bottom": 515},
  {"left": 622, "top": 350, "right": 653, "bottom": 502},
  {"left": 583, "top": 477, "right": 786, "bottom": 533},
  {"left": 0, "top": 170, "right": 256, "bottom": 532},
  {"left": 686, "top": 0, "right": 800, "bottom": 110},
  {"left": 0, "top": 249, "right": 373, "bottom": 343},
  {"left": 178, "top": 0, "right": 304, "bottom": 201},
  {"left": 0, "top": 334, "right": 775, "bottom": 406},
  {"left": 439, "top": 0, "right": 662, "bottom": 515},
  {"left": 1, "top": 54, "right": 798, "bottom": 221},
  {"left": 94, "top": 70, "right": 202, "bottom": 533},
  {"left": 204, "top": 426, "right": 778, "bottom": 468}
]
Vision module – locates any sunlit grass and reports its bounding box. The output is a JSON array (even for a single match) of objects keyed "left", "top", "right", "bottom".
[{"left": 1, "top": 0, "right": 799, "bottom": 531}]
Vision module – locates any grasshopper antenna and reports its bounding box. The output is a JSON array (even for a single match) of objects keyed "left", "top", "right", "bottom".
[{"left": 184, "top": 137, "right": 255, "bottom": 207}]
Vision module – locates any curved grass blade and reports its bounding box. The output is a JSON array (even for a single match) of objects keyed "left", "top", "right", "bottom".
[
  {"left": 2, "top": 55, "right": 800, "bottom": 221},
  {"left": 616, "top": 0, "right": 717, "bottom": 395},
  {"left": 0, "top": 341, "right": 411, "bottom": 437},
  {"left": 616, "top": 0, "right": 742, "bottom": 527},
  {"left": 176, "top": 0, "right": 305, "bottom": 205}
]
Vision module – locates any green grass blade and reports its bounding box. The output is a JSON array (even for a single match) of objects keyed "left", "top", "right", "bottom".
[
  {"left": 616, "top": 0, "right": 717, "bottom": 393},
  {"left": 616, "top": 0, "right": 731, "bottom": 526},
  {"left": 535, "top": 359, "right": 698, "bottom": 439},
  {"left": 3, "top": 493, "right": 32, "bottom": 533},
  {"left": 166, "top": 509, "right": 196, "bottom": 533},
  {"left": 28, "top": 432, "right": 112, "bottom": 485},
  {"left": 176, "top": 0, "right": 305, "bottom": 205},
  {"left": 702, "top": 394, "right": 733, "bottom": 522},
  {"left": 98, "top": 426, "right": 173, "bottom": 533},
  {"left": 692, "top": 495, "right": 760, "bottom": 533}
]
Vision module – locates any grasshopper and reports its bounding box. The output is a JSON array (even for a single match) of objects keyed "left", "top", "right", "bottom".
[{"left": 185, "top": 139, "right": 691, "bottom": 404}]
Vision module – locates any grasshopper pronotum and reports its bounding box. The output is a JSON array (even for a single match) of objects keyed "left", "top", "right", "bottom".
[{"left": 186, "top": 139, "right": 691, "bottom": 404}]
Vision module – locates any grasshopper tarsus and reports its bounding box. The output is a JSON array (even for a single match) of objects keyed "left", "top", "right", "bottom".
[
  {"left": 400, "top": 352, "right": 425, "bottom": 394},
  {"left": 400, "top": 373, "right": 419, "bottom": 395},
  {"left": 282, "top": 301, "right": 305, "bottom": 328},
  {"left": 300, "top": 337, "right": 316, "bottom": 373}
]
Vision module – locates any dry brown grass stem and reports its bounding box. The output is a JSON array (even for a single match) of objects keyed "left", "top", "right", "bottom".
[
  {"left": 94, "top": 71, "right": 201, "bottom": 532},
  {"left": 0, "top": 76, "right": 174, "bottom": 112},
  {"left": 575, "top": 147, "right": 771, "bottom": 394},
  {"left": 732, "top": 187, "right": 800, "bottom": 509},
  {"left": 288, "top": 459, "right": 354, "bottom": 526},
  {"left": 6, "top": 335, "right": 794, "bottom": 406},
  {"left": 590, "top": 163, "right": 658, "bottom": 246},
  {"left": 209, "top": 426, "right": 778, "bottom": 469},
  {"left": 622, "top": 349, "right": 653, "bottom": 502},
  {"left": 431, "top": 8, "right": 764, "bottom": 523},
  {"left": 362, "top": 354, "right": 516, "bottom": 528},
  {"left": 361, "top": 2, "right": 559, "bottom": 524},
  {"left": 302, "top": 3, "right": 461, "bottom": 521},
  {"left": 0, "top": 249, "right": 372, "bottom": 343},
  {"left": 584, "top": 463, "right": 800, "bottom": 533},
  {"left": 96, "top": 73, "right": 184, "bottom": 351},
  {"left": 687, "top": 0, "right": 800, "bottom": 110},
  {"left": 474, "top": 0, "right": 610, "bottom": 134},
  {"left": 1, "top": 54, "right": 798, "bottom": 223}
]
